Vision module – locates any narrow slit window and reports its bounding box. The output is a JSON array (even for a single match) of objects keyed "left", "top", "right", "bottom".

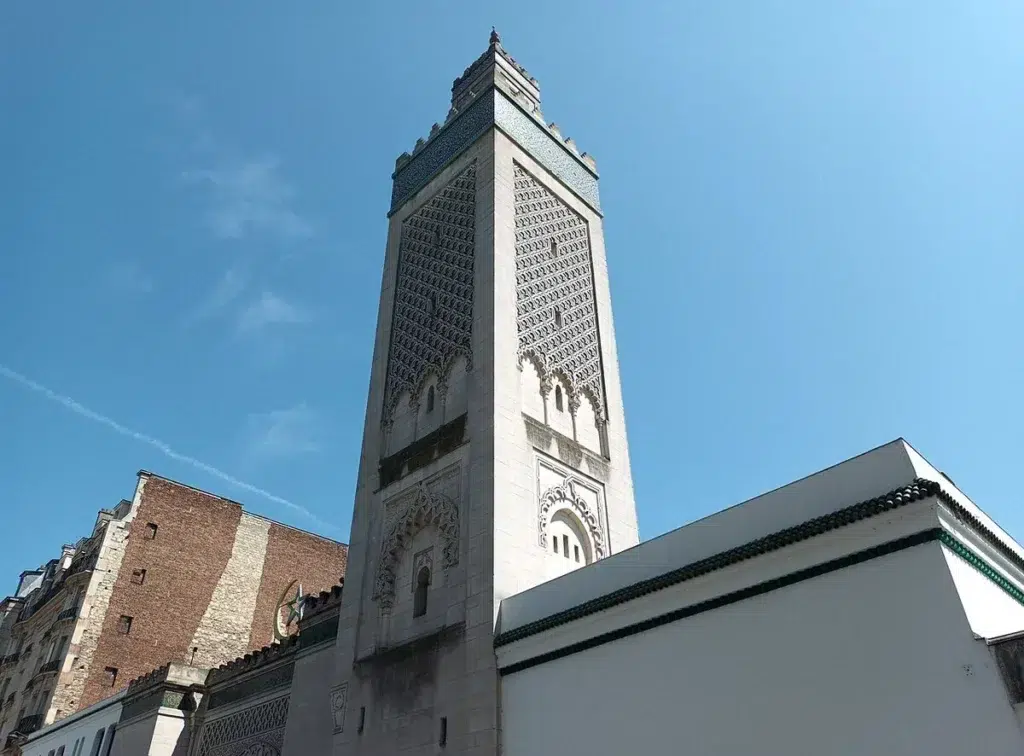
[
  {"left": 144, "top": 523, "right": 157, "bottom": 540},
  {"left": 426, "top": 385, "right": 435, "bottom": 413},
  {"left": 552, "top": 536, "right": 559, "bottom": 554},
  {"left": 563, "top": 535, "right": 570, "bottom": 559},
  {"left": 439, "top": 716, "right": 448, "bottom": 747},
  {"left": 358, "top": 706, "right": 366, "bottom": 734},
  {"left": 554, "top": 386, "right": 564, "bottom": 412},
  {"left": 550, "top": 238, "right": 558, "bottom": 257},
  {"left": 413, "top": 567, "right": 430, "bottom": 618},
  {"left": 574, "top": 545, "right": 580, "bottom": 563},
  {"left": 553, "top": 308, "right": 562, "bottom": 329}
]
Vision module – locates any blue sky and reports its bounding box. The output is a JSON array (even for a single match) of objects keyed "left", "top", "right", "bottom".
[{"left": 1, "top": 2, "right": 1021, "bottom": 583}]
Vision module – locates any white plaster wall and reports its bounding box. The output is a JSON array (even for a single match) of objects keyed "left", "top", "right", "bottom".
[
  {"left": 107, "top": 717, "right": 155, "bottom": 756},
  {"left": 943, "top": 544, "right": 1024, "bottom": 640},
  {"left": 519, "top": 360, "right": 545, "bottom": 423},
  {"left": 501, "top": 542, "right": 1024, "bottom": 756},
  {"left": 146, "top": 711, "right": 188, "bottom": 756},
  {"left": 21, "top": 697, "right": 120, "bottom": 756},
  {"left": 282, "top": 645, "right": 336, "bottom": 756}
]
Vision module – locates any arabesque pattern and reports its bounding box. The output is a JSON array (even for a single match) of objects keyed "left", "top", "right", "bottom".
[
  {"left": 514, "top": 163, "right": 604, "bottom": 417},
  {"left": 383, "top": 163, "right": 476, "bottom": 425}
]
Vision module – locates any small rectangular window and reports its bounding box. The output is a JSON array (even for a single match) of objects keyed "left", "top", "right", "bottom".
[
  {"left": 144, "top": 522, "right": 158, "bottom": 539},
  {"left": 574, "top": 545, "right": 580, "bottom": 563},
  {"left": 117, "top": 616, "right": 133, "bottom": 635},
  {"left": 439, "top": 716, "right": 447, "bottom": 747},
  {"left": 103, "top": 667, "right": 118, "bottom": 687},
  {"left": 552, "top": 536, "right": 558, "bottom": 554},
  {"left": 563, "top": 535, "right": 570, "bottom": 559},
  {"left": 130, "top": 568, "right": 146, "bottom": 585},
  {"left": 358, "top": 706, "right": 366, "bottom": 734}
]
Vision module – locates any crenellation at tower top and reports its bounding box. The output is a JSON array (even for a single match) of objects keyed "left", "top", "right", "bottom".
[
  {"left": 391, "top": 31, "right": 600, "bottom": 215},
  {"left": 450, "top": 29, "right": 541, "bottom": 116}
]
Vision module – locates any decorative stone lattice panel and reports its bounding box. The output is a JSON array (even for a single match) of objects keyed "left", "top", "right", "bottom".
[
  {"left": 383, "top": 164, "right": 476, "bottom": 426},
  {"left": 514, "top": 163, "right": 605, "bottom": 417},
  {"left": 373, "top": 464, "right": 461, "bottom": 611},
  {"left": 196, "top": 696, "right": 289, "bottom": 756}
]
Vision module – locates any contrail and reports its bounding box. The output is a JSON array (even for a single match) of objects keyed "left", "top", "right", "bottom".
[{"left": 0, "top": 364, "right": 337, "bottom": 536}]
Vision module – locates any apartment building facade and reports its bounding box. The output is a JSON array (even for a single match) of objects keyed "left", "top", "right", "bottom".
[{"left": 0, "top": 471, "right": 347, "bottom": 752}]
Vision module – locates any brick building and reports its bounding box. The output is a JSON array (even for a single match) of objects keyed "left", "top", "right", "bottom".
[{"left": 0, "top": 471, "right": 347, "bottom": 750}]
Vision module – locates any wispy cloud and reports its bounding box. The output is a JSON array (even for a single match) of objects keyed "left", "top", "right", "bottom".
[
  {"left": 184, "top": 267, "right": 248, "bottom": 328},
  {"left": 0, "top": 364, "right": 337, "bottom": 535},
  {"left": 245, "top": 404, "right": 321, "bottom": 459},
  {"left": 103, "top": 261, "right": 155, "bottom": 295},
  {"left": 237, "top": 291, "right": 312, "bottom": 333},
  {"left": 182, "top": 157, "right": 313, "bottom": 242}
]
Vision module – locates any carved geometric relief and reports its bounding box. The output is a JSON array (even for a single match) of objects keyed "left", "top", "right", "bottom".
[
  {"left": 538, "top": 478, "right": 605, "bottom": 559},
  {"left": 196, "top": 696, "right": 289, "bottom": 756},
  {"left": 514, "top": 162, "right": 605, "bottom": 420},
  {"left": 330, "top": 683, "right": 348, "bottom": 733},
  {"left": 373, "top": 464, "right": 461, "bottom": 611},
  {"left": 383, "top": 163, "right": 476, "bottom": 426}
]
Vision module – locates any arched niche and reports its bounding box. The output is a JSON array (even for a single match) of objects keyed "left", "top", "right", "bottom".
[{"left": 373, "top": 486, "right": 459, "bottom": 611}]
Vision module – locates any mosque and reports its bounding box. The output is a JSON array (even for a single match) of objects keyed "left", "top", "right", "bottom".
[{"left": 15, "top": 31, "right": 1024, "bottom": 756}]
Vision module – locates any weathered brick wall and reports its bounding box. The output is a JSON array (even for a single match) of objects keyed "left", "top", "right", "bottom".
[
  {"left": 189, "top": 513, "right": 270, "bottom": 669},
  {"left": 248, "top": 524, "right": 348, "bottom": 650},
  {"left": 80, "top": 477, "right": 241, "bottom": 708}
]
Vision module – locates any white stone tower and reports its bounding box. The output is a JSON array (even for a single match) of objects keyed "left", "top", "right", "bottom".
[{"left": 329, "top": 31, "right": 640, "bottom": 755}]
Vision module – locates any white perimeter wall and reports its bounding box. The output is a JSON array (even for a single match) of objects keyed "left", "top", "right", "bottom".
[
  {"left": 501, "top": 542, "right": 1024, "bottom": 756},
  {"left": 22, "top": 698, "right": 120, "bottom": 756}
]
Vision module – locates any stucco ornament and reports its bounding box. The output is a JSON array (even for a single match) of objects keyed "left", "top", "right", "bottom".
[
  {"left": 272, "top": 580, "right": 304, "bottom": 641},
  {"left": 331, "top": 683, "right": 348, "bottom": 733},
  {"left": 383, "top": 163, "right": 476, "bottom": 427},
  {"left": 514, "top": 163, "right": 605, "bottom": 421},
  {"left": 373, "top": 486, "right": 460, "bottom": 610},
  {"left": 538, "top": 478, "right": 605, "bottom": 559}
]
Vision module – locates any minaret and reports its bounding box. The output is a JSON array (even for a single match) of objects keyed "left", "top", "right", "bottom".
[{"left": 329, "top": 31, "right": 640, "bottom": 755}]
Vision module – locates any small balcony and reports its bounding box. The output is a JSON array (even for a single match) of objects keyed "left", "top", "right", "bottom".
[
  {"left": 15, "top": 714, "right": 41, "bottom": 735},
  {"left": 55, "top": 606, "right": 78, "bottom": 623},
  {"left": 36, "top": 658, "right": 61, "bottom": 676}
]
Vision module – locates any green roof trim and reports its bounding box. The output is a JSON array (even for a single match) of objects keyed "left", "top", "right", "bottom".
[
  {"left": 495, "top": 477, "right": 1024, "bottom": 654},
  {"left": 498, "top": 529, "right": 1024, "bottom": 676}
]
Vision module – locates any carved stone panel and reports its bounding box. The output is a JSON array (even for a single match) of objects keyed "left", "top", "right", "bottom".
[
  {"left": 373, "top": 464, "right": 461, "bottom": 611},
  {"left": 514, "top": 163, "right": 605, "bottom": 419},
  {"left": 538, "top": 478, "right": 605, "bottom": 559},
  {"left": 384, "top": 164, "right": 476, "bottom": 426},
  {"left": 196, "top": 696, "right": 289, "bottom": 756},
  {"left": 330, "top": 683, "right": 348, "bottom": 733}
]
